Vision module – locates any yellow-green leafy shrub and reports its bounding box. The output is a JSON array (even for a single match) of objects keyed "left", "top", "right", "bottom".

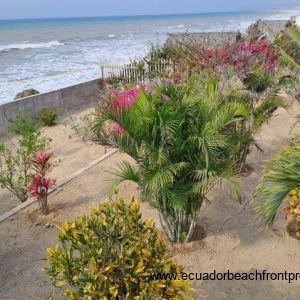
[
  {"left": 45, "top": 198, "right": 193, "bottom": 299},
  {"left": 282, "top": 188, "right": 300, "bottom": 239},
  {"left": 37, "top": 107, "right": 58, "bottom": 126}
]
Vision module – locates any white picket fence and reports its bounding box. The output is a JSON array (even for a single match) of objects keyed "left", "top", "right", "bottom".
[{"left": 100, "top": 59, "right": 174, "bottom": 82}]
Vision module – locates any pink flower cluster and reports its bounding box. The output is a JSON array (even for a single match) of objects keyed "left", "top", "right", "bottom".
[
  {"left": 111, "top": 89, "right": 139, "bottom": 114},
  {"left": 236, "top": 40, "right": 270, "bottom": 54},
  {"left": 236, "top": 40, "right": 278, "bottom": 72},
  {"left": 109, "top": 88, "right": 140, "bottom": 135},
  {"left": 204, "top": 48, "right": 230, "bottom": 61},
  {"left": 203, "top": 39, "right": 278, "bottom": 78},
  {"left": 111, "top": 121, "right": 125, "bottom": 136}
]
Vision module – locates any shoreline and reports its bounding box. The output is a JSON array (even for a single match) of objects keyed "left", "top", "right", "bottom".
[
  {"left": 0, "top": 16, "right": 300, "bottom": 113},
  {"left": 0, "top": 15, "right": 297, "bottom": 103}
]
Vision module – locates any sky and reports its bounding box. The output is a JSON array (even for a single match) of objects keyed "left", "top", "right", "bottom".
[{"left": 0, "top": 0, "right": 300, "bottom": 20}]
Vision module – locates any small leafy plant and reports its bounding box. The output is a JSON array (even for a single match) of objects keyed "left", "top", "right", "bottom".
[
  {"left": 45, "top": 198, "right": 193, "bottom": 299},
  {"left": 0, "top": 114, "right": 50, "bottom": 202},
  {"left": 69, "top": 113, "right": 99, "bottom": 143},
  {"left": 37, "top": 107, "right": 58, "bottom": 126},
  {"left": 243, "top": 67, "right": 272, "bottom": 93},
  {"left": 28, "top": 152, "right": 56, "bottom": 215},
  {"left": 7, "top": 112, "right": 38, "bottom": 136}
]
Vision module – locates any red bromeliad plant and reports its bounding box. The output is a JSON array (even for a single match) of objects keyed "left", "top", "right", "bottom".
[{"left": 28, "top": 152, "right": 56, "bottom": 215}]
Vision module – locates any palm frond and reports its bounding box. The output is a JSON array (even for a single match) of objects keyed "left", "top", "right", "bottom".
[
  {"left": 143, "top": 168, "right": 175, "bottom": 195},
  {"left": 109, "top": 160, "right": 140, "bottom": 183},
  {"left": 190, "top": 164, "right": 240, "bottom": 200},
  {"left": 252, "top": 136, "right": 300, "bottom": 225},
  {"left": 279, "top": 49, "right": 300, "bottom": 75},
  {"left": 286, "top": 27, "right": 300, "bottom": 52},
  {"left": 253, "top": 96, "right": 284, "bottom": 130},
  {"left": 213, "top": 102, "right": 249, "bottom": 127},
  {"left": 165, "top": 186, "right": 190, "bottom": 209},
  {"left": 97, "top": 131, "right": 140, "bottom": 158}
]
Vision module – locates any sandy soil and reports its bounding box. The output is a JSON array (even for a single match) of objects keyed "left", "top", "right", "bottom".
[
  {"left": 0, "top": 108, "right": 107, "bottom": 214},
  {"left": 0, "top": 103, "right": 300, "bottom": 299}
]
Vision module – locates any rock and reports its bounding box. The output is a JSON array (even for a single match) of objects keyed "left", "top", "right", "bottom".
[
  {"left": 14, "top": 89, "right": 40, "bottom": 100},
  {"left": 45, "top": 223, "right": 54, "bottom": 228}
]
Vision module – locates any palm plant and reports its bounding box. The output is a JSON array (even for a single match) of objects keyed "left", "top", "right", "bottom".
[
  {"left": 252, "top": 136, "right": 300, "bottom": 227},
  {"left": 93, "top": 83, "right": 244, "bottom": 243},
  {"left": 277, "top": 26, "right": 300, "bottom": 74},
  {"left": 189, "top": 75, "right": 283, "bottom": 171}
]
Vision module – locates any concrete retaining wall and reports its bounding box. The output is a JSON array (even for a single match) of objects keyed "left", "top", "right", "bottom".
[
  {"left": 166, "top": 18, "right": 297, "bottom": 46},
  {"left": 255, "top": 20, "right": 289, "bottom": 40},
  {"left": 166, "top": 32, "right": 239, "bottom": 47},
  {"left": 0, "top": 78, "right": 106, "bottom": 135}
]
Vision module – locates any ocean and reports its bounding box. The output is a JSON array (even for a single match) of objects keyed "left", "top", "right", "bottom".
[{"left": 0, "top": 8, "right": 300, "bottom": 103}]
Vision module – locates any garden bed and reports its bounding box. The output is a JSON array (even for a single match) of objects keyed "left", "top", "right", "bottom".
[
  {"left": 0, "top": 108, "right": 106, "bottom": 215},
  {"left": 0, "top": 103, "right": 299, "bottom": 299}
]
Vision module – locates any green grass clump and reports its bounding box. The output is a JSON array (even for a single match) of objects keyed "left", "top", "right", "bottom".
[{"left": 37, "top": 107, "right": 58, "bottom": 126}]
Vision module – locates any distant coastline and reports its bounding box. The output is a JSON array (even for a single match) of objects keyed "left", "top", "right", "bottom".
[
  {"left": 0, "top": 7, "right": 299, "bottom": 103},
  {"left": 0, "top": 7, "right": 299, "bottom": 21}
]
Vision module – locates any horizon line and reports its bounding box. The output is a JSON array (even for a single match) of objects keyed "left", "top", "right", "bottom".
[{"left": 0, "top": 9, "right": 278, "bottom": 22}]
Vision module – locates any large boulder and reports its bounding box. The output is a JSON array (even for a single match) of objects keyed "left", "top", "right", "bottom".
[{"left": 14, "top": 89, "right": 40, "bottom": 100}]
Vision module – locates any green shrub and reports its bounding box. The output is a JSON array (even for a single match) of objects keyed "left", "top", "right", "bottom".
[
  {"left": 243, "top": 68, "right": 272, "bottom": 93},
  {"left": 70, "top": 113, "right": 98, "bottom": 142},
  {"left": 38, "top": 107, "right": 58, "bottom": 126},
  {"left": 7, "top": 113, "right": 37, "bottom": 135},
  {"left": 93, "top": 77, "right": 285, "bottom": 243},
  {"left": 45, "top": 198, "right": 193, "bottom": 299},
  {"left": 0, "top": 114, "right": 50, "bottom": 202}
]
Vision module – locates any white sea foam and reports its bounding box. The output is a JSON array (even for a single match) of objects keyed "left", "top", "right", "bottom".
[
  {"left": 1, "top": 8, "right": 300, "bottom": 103},
  {"left": 264, "top": 8, "right": 300, "bottom": 21},
  {"left": 0, "top": 40, "right": 64, "bottom": 52}
]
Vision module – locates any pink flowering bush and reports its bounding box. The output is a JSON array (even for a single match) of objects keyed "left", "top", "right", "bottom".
[
  {"left": 28, "top": 152, "right": 56, "bottom": 215},
  {"left": 169, "top": 38, "right": 278, "bottom": 92},
  {"left": 202, "top": 40, "right": 278, "bottom": 79},
  {"left": 111, "top": 89, "right": 139, "bottom": 113},
  {"left": 100, "top": 87, "right": 141, "bottom": 136},
  {"left": 111, "top": 121, "right": 125, "bottom": 136}
]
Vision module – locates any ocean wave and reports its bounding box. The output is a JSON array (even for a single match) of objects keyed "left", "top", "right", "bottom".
[{"left": 0, "top": 40, "right": 64, "bottom": 52}]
